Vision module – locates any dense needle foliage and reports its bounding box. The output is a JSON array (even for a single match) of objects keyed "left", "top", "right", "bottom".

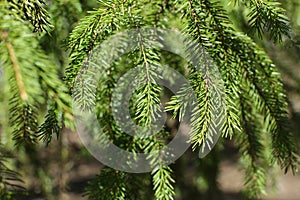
[{"left": 0, "top": 0, "right": 299, "bottom": 199}]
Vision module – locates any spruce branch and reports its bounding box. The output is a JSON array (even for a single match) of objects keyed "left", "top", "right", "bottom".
[
  {"left": 66, "top": 1, "right": 299, "bottom": 199},
  {"left": 1, "top": 4, "right": 73, "bottom": 145},
  {"left": 177, "top": 0, "right": 239, "bottom": 147},
  {"left": 8, "top": 0, "right": 52, "bottom": 33},
  {"left": 234, "top": 0, "right": 291, "bottom": 42},
  {"left": 9, "top": 101, "right": 38, "bottom": 146},
  {"left": 37, "top": 107, "right": 60, "bottom": 146},
  {"left": 152, "top": 165, "right": 175, "bottom": 200},
  {"left": 236, "top": 80, "right": 268, "bottom": 198},
  {"left": 66, "top": 1, "right": 127, "bottom": 88}
]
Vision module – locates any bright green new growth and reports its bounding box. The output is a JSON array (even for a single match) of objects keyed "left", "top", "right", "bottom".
[{"left": 0, "top": 0, "right": 299, "bottom": 199}]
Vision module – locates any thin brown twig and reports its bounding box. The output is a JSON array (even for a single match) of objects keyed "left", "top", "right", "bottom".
[{"left": 1, "top": 31, "right": 28, "bottom": 101}]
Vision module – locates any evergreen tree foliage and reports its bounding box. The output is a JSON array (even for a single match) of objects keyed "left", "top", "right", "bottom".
[
  {"left": 0, "top": 146, "right": 24, "bottom": 199},
  {"left": 0, "top": 0, "right": 299, "bottom": 199}
]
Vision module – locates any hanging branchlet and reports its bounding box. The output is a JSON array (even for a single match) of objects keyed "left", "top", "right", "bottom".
[
  {"left": 235, "top": 76, "right": 269, "bottom": 198},
  {"left": 0, "top": 1, "right": 72, "bottom": 145},
  {"left": 8, "top": 0, "right": 52, "bottom": 33},
  {"left": 37, "top": 106, "right": 60, "bottom": 146},
  {"left": 233, "top": 0, "right": 291, "bottom": 42}
]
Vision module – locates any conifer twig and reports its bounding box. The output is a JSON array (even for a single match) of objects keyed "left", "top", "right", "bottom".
[{"left": 1, "top": 31, "right": 28, "bottom": 101}]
